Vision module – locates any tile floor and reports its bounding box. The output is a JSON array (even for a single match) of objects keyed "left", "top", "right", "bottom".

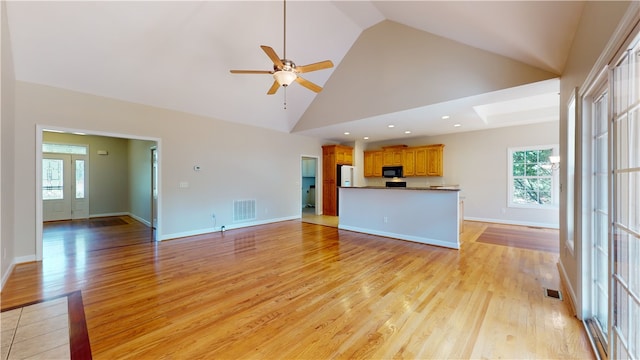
[
  {"left": 301, "top": 207, "right": 339, "bottom": 227},
  {"left": 1, "top": 297, "right": 70, "bottom": 360}
]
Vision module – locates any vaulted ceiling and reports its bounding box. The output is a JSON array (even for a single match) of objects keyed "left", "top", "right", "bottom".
[{"left": 5, "top": 1, "right": 584, "bottom": 142}]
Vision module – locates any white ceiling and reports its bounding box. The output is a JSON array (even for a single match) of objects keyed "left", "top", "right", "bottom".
[{"left": 5, "top": 1, "right": 584, "bottom": 143}]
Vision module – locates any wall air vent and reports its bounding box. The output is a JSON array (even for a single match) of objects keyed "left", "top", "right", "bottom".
[{"left": 234, "top": 199, "right": 256, "bottom": 222}]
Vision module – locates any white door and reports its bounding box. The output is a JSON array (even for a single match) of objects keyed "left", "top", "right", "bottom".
[{"left": 43, "top": 153, "right": 89, "bottom": 221}]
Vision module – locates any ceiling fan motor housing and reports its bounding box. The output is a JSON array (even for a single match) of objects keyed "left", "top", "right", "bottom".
[{"left": 275, "top": 59, "right": 296, "bottom": 72}]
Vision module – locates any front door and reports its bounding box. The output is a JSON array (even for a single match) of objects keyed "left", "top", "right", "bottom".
[{"left": 43, "top": 153, "right": 89, "bottom": 221}]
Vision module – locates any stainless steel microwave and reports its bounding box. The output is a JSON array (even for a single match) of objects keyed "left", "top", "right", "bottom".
[{"left": 382, "top": 166, "right": 403, "bottom": 178}]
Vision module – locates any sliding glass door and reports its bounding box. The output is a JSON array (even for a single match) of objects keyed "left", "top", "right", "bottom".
[
  {"left": 610, "top": 34, "right": 639, "bottom": 359},
  {"left": 589, "top": 83, "right": 610, "bottom": 343}
]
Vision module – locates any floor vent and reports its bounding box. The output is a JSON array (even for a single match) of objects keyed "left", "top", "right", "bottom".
[
  {"left": 544, "top": 288, "right": 563, "bottom": 300},
  {"left": 233, "top": 199, "right": 256, "bottom": 222}
]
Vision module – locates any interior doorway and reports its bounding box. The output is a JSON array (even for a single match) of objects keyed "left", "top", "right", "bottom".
[
  {"left": 36, "top": 126, "right": 161, "bottom": 261},
  {"left": 301, "top": 156, "right": 317, "bottom": 216}
]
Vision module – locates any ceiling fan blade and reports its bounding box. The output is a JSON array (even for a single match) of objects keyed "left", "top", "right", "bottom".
[
  {"left": 267, "top": 80, "right": 280, "bottom": 95},
  {"left": 260, "top": 45, "right": 284, "bottom": 68},
  {"left": 230, "top": 70, "right": 273, "bottom": 74},
  {"left": 295, "top": 76, "right": 323, "bottom": 93},
  {"left": 296, "top": 60, "right": 334, "bottom": 73}
]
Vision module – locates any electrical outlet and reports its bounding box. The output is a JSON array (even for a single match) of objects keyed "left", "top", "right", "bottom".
[{"left": 384, "top": 216, "right": 388, "bottom": 223}]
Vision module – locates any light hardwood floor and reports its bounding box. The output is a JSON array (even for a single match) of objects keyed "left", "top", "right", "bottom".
[{"left": 1, "top": 217, "right": 594, "bottom": 359}]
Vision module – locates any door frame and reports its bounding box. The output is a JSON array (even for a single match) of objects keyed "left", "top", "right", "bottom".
[
  {"left": 300, "top": 155, "right": 319, "bottom": 216},
  {"left": 35, "top": 125, "right": 163, "bottom": 260}
]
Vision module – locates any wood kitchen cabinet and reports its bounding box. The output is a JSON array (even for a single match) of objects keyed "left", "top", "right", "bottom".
[
  {"left": 382, "top": 145, "right": 405, "bottom": 166},
  {"left": 364, "top": 151, "right": 383, "bottom": 177},
  {"left": 414, "top": 144, "right": 444, "bottom": 176},
  {"left": 414, "top": 147, "right": 428, "bottom": 176},
  {"left": 322, "top": 145, "right": 353, "bottom": 216},
  {"left": 363, "top": 143, "right": 444, "bottom": 177},
  {"left": 403, "top": 148, "right": 416, "bottom": 176},
  {"left": 425, "top": 144, "right": 444, "bottom": 176}
]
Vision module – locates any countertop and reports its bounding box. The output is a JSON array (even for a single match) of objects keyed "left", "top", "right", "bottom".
[{"left": 340, "top": 186, "right": 461, "bottom": 192}]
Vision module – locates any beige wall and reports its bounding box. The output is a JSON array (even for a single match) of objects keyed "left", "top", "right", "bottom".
[
  {"left": 129, "top": 139, "right": 156, "bottom": 225},
  {"left": 295, "top": 20, "right": 558, "bottom": 133},
  {"left": 1, "top": 0, "right": 16, "bottom": 287},
  {"left": 365, "top": 121, "right": 560, "bottom": 228},
  {"left": 12, "top": 81, "right": 325, "bottom": 261}
]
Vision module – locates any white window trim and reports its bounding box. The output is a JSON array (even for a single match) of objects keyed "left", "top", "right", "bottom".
[{"left": 507, "top": 144, "right": 560, "bottom": 209}]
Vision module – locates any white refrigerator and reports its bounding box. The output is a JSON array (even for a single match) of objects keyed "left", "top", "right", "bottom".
[{"left": 339, "top": 165, "right": 355, "bottom": 187}]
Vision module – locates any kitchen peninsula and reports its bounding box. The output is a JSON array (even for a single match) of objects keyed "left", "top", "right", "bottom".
[{"left": 338, "top": 186, "right": 461, "bottom": 249}]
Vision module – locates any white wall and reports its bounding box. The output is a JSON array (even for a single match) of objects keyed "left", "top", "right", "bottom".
[
  {"left": 1, "top": 0, "right": 17, "bottom": 288},
  {"left": 365, "top": 121, "right": 560, "bottom": 228},
  {"left": 11, "top": 81, "right": 325, "bottom": 260}
]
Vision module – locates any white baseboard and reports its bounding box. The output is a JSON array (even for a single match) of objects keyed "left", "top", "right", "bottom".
[
  {"left": 15, "top": 254, "right": 36, "bottom": 263},
  {"left": 464, "top": 216, "right": 559, "bottom": 229},
  {"left": 128, "top": 213, "right": 151, "bottom": 227},
  {"left": 90, "top": 212, "right": 128, "bottom": 218},
  {"left": 1, "top": 262, "right": 15, "bottom": 291},
  {"left": 159, "top": 216, "right": 299, "bottom": 241},
  {"left": 557, "top": 260, "right": 580, "bottom": 319},
  {"left": 1, "top": 254, "right": 37, "bottom": 291}
]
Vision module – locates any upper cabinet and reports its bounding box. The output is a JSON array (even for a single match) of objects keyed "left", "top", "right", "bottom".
[
  {"left": 364, "top": 151, "right": 383, "bottom": 177},
  {"left": 364, "top": 144, "right": 444, "bottom": 177},
  {"left": 404, "top": 148, "right": 416, "bottom": 176},
  {"left": 425, "top": 145, "right": 444, "bottom": 176},
  {"left": 382, "top": 145, "right": 405, "bottom": 166}
]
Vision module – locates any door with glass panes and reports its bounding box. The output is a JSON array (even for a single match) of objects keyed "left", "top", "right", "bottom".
[{"left": 43, "top": 153, "right": 89, "bottom": 221}]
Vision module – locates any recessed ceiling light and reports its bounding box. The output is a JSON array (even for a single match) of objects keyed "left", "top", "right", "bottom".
[
  {"left": 388, "top": 124, "right": 395, "bottom": 128},
  {"left": 404, "top": 131, "right": 411, "bottom": 134},
  {"left": 442, "top": 115, "right": 450, "bottom": 120},
  {"left": 363, "top": 136, "right": 369, "bottom": 140},
  {"left": 454, "top": 123, "right": 462, "bottom": 127},
  {"left": 344, "top": 132, "right": 350, "bottom": 135}
]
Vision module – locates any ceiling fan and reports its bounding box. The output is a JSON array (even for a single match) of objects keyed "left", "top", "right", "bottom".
[{"left": 229, "top": 0, "right": 333, "bottom": 95}]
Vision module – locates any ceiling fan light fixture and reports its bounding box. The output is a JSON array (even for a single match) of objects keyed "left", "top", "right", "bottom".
[{"left": 273, "top": 71, "right": 297, "bottom": 86}]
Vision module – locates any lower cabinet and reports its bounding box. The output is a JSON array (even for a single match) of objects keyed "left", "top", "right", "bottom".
[{"left": 322, "top": 180, "right": 336, "bottom": 216}]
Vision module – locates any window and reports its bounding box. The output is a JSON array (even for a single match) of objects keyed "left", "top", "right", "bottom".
[
  {"left": 42, "top": 158, "right": 64, "bottom": 200},
  {"left": 508, "top": 145, "right": 559, "bottom": 208},
  {"left": 42, "top": 143, "right": 87, "bottom": 155}
]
